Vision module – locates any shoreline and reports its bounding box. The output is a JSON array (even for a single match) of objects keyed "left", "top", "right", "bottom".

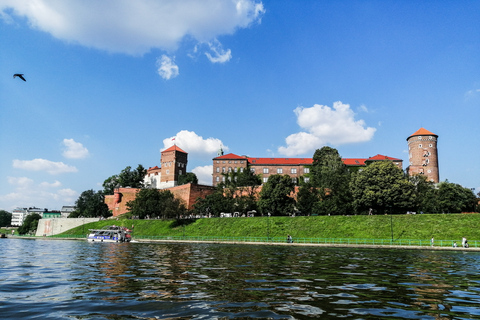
[{"left": 8, "top": 235, "right": 479, "bottom": 251}]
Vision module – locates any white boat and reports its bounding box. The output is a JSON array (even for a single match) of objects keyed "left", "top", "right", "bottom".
[{"left": 87, "top": 225, "right": 132, "bottom": 242}]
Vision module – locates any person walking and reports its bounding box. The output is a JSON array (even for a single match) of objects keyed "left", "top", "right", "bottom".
[{"left": 431, "top": 237, "right": 434, "bottom": 247}]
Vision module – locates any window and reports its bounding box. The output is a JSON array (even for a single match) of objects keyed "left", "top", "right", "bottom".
[
  {"left": 292, "top": 178, "right": 297, "bottom": 184},
  {"left": 216, "top": 176, "right": 219, "bottom": 182},
  {"left": 277, "top": 168, "right": 283, "bottom": 174},
  {"left": 263, "top": 168, "right": 269, "bottom": 174},
  {"left": 166, "top": 169, "right": 170, "bottom": 174},
  {"left": 263, "top": 177, "right": 268, "bottom": 183},
  {"left": 304, "top": 177, "right": 310, "bottom": 183},
  {"left": 304, "top": 168, "right": 310, "bottom": 174},
  {"left": 291, "top": 168, "right": 297, "bottom": 174},
  {"left": 222, "top": 167, "right": 226, "bottom": 173},
  {"left": 216, "top": 167, "right": 220, "bottom": 173},
  {"left": 240, "top": 168, "right": 244, "bottom": 173},
  {"left": 228, "top": 167, "right": 232, "bottom": 172},
  {"left": 251, "top": 168, "right": 255, "bottom": 173},
  {"left": 234, "top": 167, "right": 238, "bottom": 172},
  {"left": 418, "top": 144, "right": 422, "bottom": 148}
]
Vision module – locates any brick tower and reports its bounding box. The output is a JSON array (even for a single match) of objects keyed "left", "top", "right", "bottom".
[
  {"left": 159, "top": 145, "right": 188, "bottom": 188},
  {"left": 406, "top": 128, "right": 439, "bottom": 183}
]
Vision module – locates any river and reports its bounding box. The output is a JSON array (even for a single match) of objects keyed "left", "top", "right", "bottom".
[{"left": 1, "top": 238, "right": 480, "bottom": 319}]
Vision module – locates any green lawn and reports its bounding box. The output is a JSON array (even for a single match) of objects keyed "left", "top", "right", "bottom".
[{"left": 59, "top": 213, "right": 480, "bottom": 242}]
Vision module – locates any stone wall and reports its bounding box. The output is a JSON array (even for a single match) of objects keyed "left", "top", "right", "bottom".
[{"left": 36, "top": 218, "right": 100, "bottom": 237}]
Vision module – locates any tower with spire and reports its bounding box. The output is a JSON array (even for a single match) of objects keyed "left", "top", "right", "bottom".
[{"left": 406, "top": 128, "right": 439, "bottom": 183}]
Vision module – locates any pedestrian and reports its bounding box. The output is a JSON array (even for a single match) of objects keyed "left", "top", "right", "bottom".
[
  {"left": 453, "top": 241, "right": 457, "bottom": 248},
  {"left": 462, "top": 237, "right": 467, "bottom": 248},
  {"left": 287, "top": 234, "right": 292, "bottom": 243},
  {"left": 431, "top": 237, "right": 434, "bottom": 247}
]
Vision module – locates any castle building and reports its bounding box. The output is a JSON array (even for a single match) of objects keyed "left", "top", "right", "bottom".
[
  {"left": 144, "top": 145, "right": 188, "bottom": 189},
  {"left": 406, "top": 127, "right": 439, "bottom": 183},
  {"left": 212, "top": 151, "right": 403, "bottom": 187}
]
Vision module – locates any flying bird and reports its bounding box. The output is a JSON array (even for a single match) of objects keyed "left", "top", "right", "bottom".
[{"left": 13, "top": 74, "right": 26, "bottom": 81}]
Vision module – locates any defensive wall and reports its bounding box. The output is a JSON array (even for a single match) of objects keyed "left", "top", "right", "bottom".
[
  {"left": 36, "top": 218, "right": 100, "bottom": 237},
  {"left": 105, "top": 183, "right": 216, "bottom": 217}
]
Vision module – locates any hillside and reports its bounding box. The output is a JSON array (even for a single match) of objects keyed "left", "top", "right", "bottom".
[{"left": 61, "top": 214, "right": 480, "bottom": 242}]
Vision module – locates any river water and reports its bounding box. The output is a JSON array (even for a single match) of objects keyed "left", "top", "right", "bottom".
[{"left": 1, "top": 239, "right": 480, "bottom": 319}]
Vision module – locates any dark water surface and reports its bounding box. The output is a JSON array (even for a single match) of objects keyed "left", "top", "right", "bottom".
[{"left": 1, "top": 239, "right": 480, "bottom": 319}]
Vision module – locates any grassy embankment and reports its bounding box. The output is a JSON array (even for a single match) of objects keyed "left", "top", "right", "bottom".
[{"left": 60, "top": 214, "right": 480, "bottom": 242}]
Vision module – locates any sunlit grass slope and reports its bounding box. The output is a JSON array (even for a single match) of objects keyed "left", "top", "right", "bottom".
[{"left": 61, "top": 214, "right": 480, "bottom": 241}]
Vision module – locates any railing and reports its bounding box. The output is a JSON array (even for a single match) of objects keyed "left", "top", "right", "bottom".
[
  {"left": 131, "top": 235, "right": 477, "bottom": 248},
  {"left": 19, "top": 234, "right": 477, "bottom": 248}
]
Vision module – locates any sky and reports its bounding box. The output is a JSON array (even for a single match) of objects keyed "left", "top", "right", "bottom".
[{"left": 1, "top": 0, "right": 479, "bottom": 211}]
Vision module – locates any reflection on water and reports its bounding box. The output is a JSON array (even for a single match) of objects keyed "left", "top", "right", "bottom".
[{"left": 1, "top": 239, "right": 480, "bottom": 319}]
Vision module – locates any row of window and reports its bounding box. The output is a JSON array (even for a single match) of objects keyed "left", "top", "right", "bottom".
[
  {"left": 216, "top": 160, "right": 246, "bottom": 164},
  {"left": 215, "top": 167, "right": 310, "bottom": 174},
  {"left": 215, "top": 175, "right": 311, "bottom": 184}
]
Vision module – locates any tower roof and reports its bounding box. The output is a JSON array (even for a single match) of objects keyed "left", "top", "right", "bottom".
[
  {"left": 408, "top": 127, "right": 437, "bottom": 140},
  {"left": 162, "top": 145, "right": 187, "bottom": 154}
]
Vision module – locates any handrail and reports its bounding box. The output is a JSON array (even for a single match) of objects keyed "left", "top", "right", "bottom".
[{"left": 22, "top": 234, "right": 476, "bottom": 248}]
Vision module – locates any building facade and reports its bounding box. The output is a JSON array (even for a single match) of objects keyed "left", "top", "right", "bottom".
[
  {"left": 144, "top": 145, "right": 188, "bottom": 189},
  {"left": 212, "top": 151, "right": 403, "bottom": 187},
  {"left": 406, "top": 127, "right": 439, "bottom": 183}
]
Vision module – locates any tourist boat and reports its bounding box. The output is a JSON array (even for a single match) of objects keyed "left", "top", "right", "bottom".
[{"left": 87, "top": 225, "right": 132, "bottom": 242}]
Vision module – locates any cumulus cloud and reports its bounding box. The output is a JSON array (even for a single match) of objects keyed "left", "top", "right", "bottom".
[
  {"left": 0, "top": 177, "right": 78, "bottom": 210},
  {"left": 205, "top": 39, "right": 232, "bottom": 63},
  {"left": 162, "top": 130, "right": 228, "bottom": 156},
  {"left": 278, "top": 101, "right": 376, "bottom": 156},
  {"left": 156, "top": 55, "right": 179, "bottom": 80},
  {"left": 192, "top": 165, "right": 214, "bottom": 186},
  {"left": 40, "top": 180, "right": 62, "bottom": 188},
  {"left": 62, "top": 138, "right": 89, "bottom": 159},
  {"left": 13, "top": 158, "right": 78, "bottom": 175},
  {"left": 0, "top": 0, "right": 265, "bottom": 55}
]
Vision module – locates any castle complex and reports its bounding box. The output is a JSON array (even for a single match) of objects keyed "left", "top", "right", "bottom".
[{"left": 106, "top": 128, "right": 439, "bottom": 216}]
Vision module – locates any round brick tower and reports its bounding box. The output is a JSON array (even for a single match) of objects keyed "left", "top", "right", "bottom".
[{"left": 406, "top": 128, "right": 439, "bottom": 183}]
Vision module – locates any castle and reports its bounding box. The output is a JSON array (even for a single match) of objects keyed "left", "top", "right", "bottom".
[{"left": 105, "top": 128, "right": 439, "bottom": 216}]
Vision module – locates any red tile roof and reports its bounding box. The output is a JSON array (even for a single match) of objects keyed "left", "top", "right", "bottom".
[
  {"left": 408, "top": 127, "right": 437, "bottom": 138},
  {"left": 162, "top": 145, "right": 187, "bottom": 154},
  {"left": 367, "top": 154, "right": 402, "bottom": 161},
  {"left": 215, "top": 153, "right": 402, "bottom": 167}
]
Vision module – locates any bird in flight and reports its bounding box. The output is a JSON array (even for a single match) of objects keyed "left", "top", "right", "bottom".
[{"left": 13, "top": 74, "right": 26, "bottom": 81}]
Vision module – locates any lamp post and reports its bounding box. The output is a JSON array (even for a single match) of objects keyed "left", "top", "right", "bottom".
[{"left": 267, "top": 212, "right": 271, "bottom": 242}]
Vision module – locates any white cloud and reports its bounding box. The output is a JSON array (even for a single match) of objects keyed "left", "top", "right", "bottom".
[
  {"left": 162, "top": 130, "right": 228, "bottom": 156},
  {"left": 278, "top": 101, "right": 376, "bottom": 156},
  {"left": 205, "top": 39, "right": 232, "bottom": 63},
  {"left": 62, "top": 138, "right": 89, "bottom": 159},
  {"left": 0, "top": 177, "right": 78, "bottom": 210},
  {"left": 0, "top": 0, "right": 265, "bottom": 55},
  {"left": 156, "top": 55, "right": 179, "bottom": 80},
  {"left": 40, "top": 180, "right": 62, "bottom": 188},
  {"left": 192, "top": 165, "right": 213, "bottom": 186},
  {"left": 13, "top": 158, "right": 78, "bottom": 175}
]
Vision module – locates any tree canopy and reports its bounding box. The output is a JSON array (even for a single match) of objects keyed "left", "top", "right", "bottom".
[
  {"left": 257, "top": 174, "right": 295, "bottom": 216},
  {"left": 351, "top": 161, "right": 415, "bottom": 214},
  {"left": 103, "top": 164, "right": 147, "bottom": 195},
  {"left": 0, "top": 210, "right": 12, "bottom": 227},
  {"left": 17, "top": 213, "right": 42, "bottom": 235},
  {"left": 69, "top": 189, "right": 111, "bottom": 218},
  {"left": 127, "top": 188, "right": 186, "bottom": 219},
  {"left": 178, "top": 172, "right": 198, "bottom": 185}
]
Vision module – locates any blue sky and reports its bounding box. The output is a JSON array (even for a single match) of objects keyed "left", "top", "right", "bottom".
[{"left": 1, "top": 0, "right": 479, "bottom": 211}]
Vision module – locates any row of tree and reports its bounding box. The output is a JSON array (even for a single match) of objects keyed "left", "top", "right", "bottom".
[
  {"left": 193, "top": 147, "right": 478, "bottom": 216},
  {"left": 67, "top": 147, "right": 478, "bottom": 219}
]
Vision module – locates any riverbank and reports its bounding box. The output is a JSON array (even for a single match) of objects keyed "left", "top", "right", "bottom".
[{"left": 61, "top": 213, "right": 480, "bottom": 241}]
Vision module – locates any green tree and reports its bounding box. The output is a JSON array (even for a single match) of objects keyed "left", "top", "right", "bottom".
[
  {"left": 436, "top": 181, "right": 477, "bottom": 213},
  {"left": 192, "top": 191, "right": 235, "bottom": 216},
  {"left": 258, "top": 174, "right": 295, "bottom": 216},
  {"left": 178, "top": 172, "right": 198, "bottom": 185},
  {"left": 296, "top": 181, "right": 318, "bottom": 215},
  {"left": 218, "top": 166, "right": 261, "bottom": 215},
  {"left": 127, "top": 188, "right": 186, "bottom": 219},
  {"left": 17, "top": 213, "right": 42, "bottom": 235},
  {"left": 409, "top": 174, "right": 438, "bottom": 213},
  {"left": 350, "top": 161, "right": 415, "bottom": 214},
  {"left": 0, "top": 210, "right": 12, "bottom": 227},
  {"left": 103, "top": 164, "right": 147, "bottom": 195},
  {"left": 70, "top": 190, "right": 111, "bottom": 218},
  {"left": 310, "top": 147, "right": 352, "bottom": 215}
]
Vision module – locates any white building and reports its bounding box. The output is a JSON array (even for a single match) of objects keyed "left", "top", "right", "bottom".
[{"left": 11, "top": 207, "right": 45, "bottom": 226}]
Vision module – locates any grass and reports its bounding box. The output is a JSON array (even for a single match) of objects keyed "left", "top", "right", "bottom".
[{"left": 58, "top": 213, "right": 480, "bottom": 242}]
